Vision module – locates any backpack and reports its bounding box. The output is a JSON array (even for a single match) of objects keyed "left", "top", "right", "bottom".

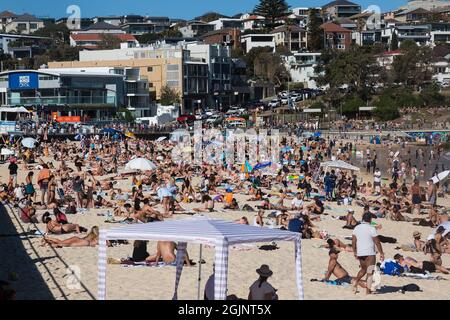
[
  {"left": 55, "top": 211, "right": 68, "bottom": 225},
  {"left": 381, "top": 260, "right": 404, "bottom": 276}
]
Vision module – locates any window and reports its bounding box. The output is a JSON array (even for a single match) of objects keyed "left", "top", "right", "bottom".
[
  {"left": 338, "top": 34, "right": 346, "bottom": 39},
  {"left": 17, "top": 23, "right": 27, "bottom": 31},
  {"left": 167, "top": 80, "right": 179, "bottom": 87},
  {"left": 147, "top": 67, "right": 153, "bottom": 72},
  {"left": 167, "top": 64, "right": 179, "bottom": 71},
  {"left": 30, "top": 23, "right": 38, "bottom": 30},
  {"left": 337, "top": 44, "right": 345, "bottom": 49}
]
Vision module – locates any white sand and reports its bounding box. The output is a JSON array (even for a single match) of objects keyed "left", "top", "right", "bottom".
[{"left": 1, "top": 158, "right": 450, "bottom": 300}]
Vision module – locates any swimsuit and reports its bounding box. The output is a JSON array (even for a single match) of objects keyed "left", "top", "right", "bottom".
[{"left": 422, "top": 261, "right": 436, "bottom": 273}]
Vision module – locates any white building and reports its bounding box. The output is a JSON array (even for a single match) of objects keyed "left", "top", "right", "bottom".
[
  {"left": 240, "top": 34, "right": 275, "bottom": 53},
  {"left": 5, "top": 14, "right": 44, "bottom": 35},
  {"left": 283, "top": 52, "right": 322, "bottom": 89},
  {"left": 240, "top": 14, "right": 266, "bottom": 31},
  {"left": 208, "top": 18, "right": 243, "bottom": 30}
]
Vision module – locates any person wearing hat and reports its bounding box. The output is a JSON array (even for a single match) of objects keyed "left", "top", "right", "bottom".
[
  {"left": 248, "top": 265, "right": 278, "bottom": 300},
  {"left": 343, "top": 209, "right": 359, "bottom": 230},
  {"left": 413, "top": 231, "right": 426, "bottom": 252}
]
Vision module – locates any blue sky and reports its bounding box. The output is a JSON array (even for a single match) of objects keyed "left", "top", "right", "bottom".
[{"left": 3, "top": 0, "right": 408, "bottom": 19}]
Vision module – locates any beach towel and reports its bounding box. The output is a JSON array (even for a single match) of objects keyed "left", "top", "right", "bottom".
[
  {"left": 401, "top": 273, "right": 447, "bottom": 281},
  {"left": 120, "top": 261, "right": 177, "bottom": 268},
  {"left": 380, "top": 260, "right": 404, "bottom": 276}
]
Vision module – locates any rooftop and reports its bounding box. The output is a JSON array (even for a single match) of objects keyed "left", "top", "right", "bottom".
[
  {"left": 320, "top": 22, "right": 352, "bottom": 32},
  {"left": 11, "top": 13, "right": 43, "bottom": 23},
  {"left": 70, "top": 33, "right": 137, "bottom": 41},
  {"left": 84, "top": 21, "right": 122, "bottom": 31},
  {"left": 323, "top": 0, "right": 360, "bottom": 9}
]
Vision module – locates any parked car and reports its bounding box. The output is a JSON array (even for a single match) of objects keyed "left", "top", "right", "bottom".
[
  {"left": 177, "top": 115, "right": 196, "bottom": 123},
  {"left": 205, "top": 115, "right": 223, "bottom": 124},
  {"left": 268, "top": 99, "right": 280, "bottom": 108}
]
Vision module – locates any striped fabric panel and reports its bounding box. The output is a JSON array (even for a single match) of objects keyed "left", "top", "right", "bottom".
[
  {"left": 98, "top": 229, "right": 108, "bottom": 300},
  {"left": 295, "top": 238, "right": 304, "bottom": 300},
  {"left": 172, "top": 242, "right": 188, "bottom": 300},
  {"left": 214, "top": 238, "right": 229, "bottom": 300}
]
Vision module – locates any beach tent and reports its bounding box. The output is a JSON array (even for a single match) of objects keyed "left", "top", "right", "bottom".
[
  {"left": 97, "top": 217, "right": 303, "bottom": 300},
  {"left": 21, "top": 137, "right": 37, "bottom": 149},
  {"left": 320, "top": 160, "right": 360, "bottom": 172}
]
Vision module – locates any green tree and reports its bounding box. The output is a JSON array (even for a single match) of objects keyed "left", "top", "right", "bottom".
[
  {"left": 244, "top": 46, "right": 274, "bottom": 77},
  {"left": 373, "top": 91, "right": 400, "bottom": 121},
  {"left": 195, "top": 12, "right": 229, "bottom": 22},
  {"left": 97, "top": 34, "right": 123, "bottom": 50},
  {"left": 420, "top": 83, "right": 445, "bottom": 107},
  {"left": 307, "top": 8, "right": 323, "bottom": 51},
  {"left": 160, "top": 85, "right": 181, "bottom": 105},
  {"left": 254, "top": 0, "right": 290, "bottom": 29},
  {"left": 138, "top": 29, "right": 183, "bottom": 44},
  {"left": 391, "top": 32, "right": 399, "bottom": 51},
  {"left": 392, "top": 41, "right": 432, "bottom": 89},
  {"left": 342, "top": 96, "right": 365, "bottom": 115},
  {"left": 32, "top": 23, "right": 70, "bottom": 44}
]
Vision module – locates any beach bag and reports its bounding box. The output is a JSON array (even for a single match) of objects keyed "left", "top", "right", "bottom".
[
  {"left": 381, "top": 260, "right": 404, "bottom": 276},
  {"left": 55, "top": 211, "right": 68, "bottom": 225}
]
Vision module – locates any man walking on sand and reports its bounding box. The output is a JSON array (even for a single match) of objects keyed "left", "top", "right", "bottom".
[{"left": 352, "top": 212, "right": 384, "bottom": 294}]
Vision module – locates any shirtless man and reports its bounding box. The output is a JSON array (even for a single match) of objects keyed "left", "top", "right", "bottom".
[
  {"left": 146, "top": 241, "right": 192, "bottom": 266},
  {"left": 323, "top": 248, "right": 367, "bottom": 288},
  {"left": 394, "top": 254, "right": 449, "bottom": 274}
]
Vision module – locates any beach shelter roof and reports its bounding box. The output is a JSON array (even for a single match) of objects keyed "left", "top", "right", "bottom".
[
  {"left": 320, "top": 160, "right": 360, "bottom": 172},
  {"left": 97, "top": 217, "right": 303, "bottom": 300}
]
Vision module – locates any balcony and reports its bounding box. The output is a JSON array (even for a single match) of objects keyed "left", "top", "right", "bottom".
[
  {"left": 6, "top": 96, "right": 116, "bottom": 106},
  {"left": 398, "top": 32, "right": 430, "bottom": 38}
]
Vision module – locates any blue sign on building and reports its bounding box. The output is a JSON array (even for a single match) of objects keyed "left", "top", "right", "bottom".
[{"left": 8, "top": 72, "right": 39, "bottom": 90}]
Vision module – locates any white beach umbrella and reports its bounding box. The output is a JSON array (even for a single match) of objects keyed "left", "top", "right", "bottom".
[
  {"left": 21, "top": 137, "right": 37, "bottom": 149},
  {"left": 156, "top": 137, "right": 167, "bottom": 142},
  {"left": 1, "top": 148, "right": 14, "bottom": 156},
  {"left": 431, "top": 170, "right": 450, "bottom": 184},
  {"left": 394, "top": 151, "right": 400, "bottom": 158},
  {"left": 125, "top": 158, "right": 157, "bottom": 171}
]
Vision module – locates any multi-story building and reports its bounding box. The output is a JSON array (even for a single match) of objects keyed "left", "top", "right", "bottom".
[
  {"left": 283, "top": 52, "right": 322, "bottom": 89},
  {"left": 179, "top": 21, "right": 215, "bottom": 38},
  {"left": 73, "top": 22, "right": 126, "bottom": 34},
  {"left": 271, "top": 25, "right": 308, "bottom": 52},
  {"left": 0, "top": 11, "right": 17, "bottom": 32},
  {"left": 322, "top": 0, "right": 361, "bottom": 19},
  {"left": 47, "top": 43, "right": 229, "bottom": 113},
  {"left": 69, "top": 33, "right": 138, "bottom": 48},
  {"left": 146, "top": 17, "right": 171, "bottom": 33},
  {"left": 430, "top": 22, "right": 450, "bottom": 44},
  {"left": 321, "top": 22, "right": 352, "bottom": 50},
  {"left": 0, "top": 33, "right": 52, "bottom": 58},
  {"left": 396, "top": 24, "right": 431, "bottom": 46},
  {"left": 93, "top": 16, "right": 122, "bottom": 26},
  {"left": 121, "top": 23, "right": 155, "bottom": 35},
  {"left": 240, "top": 14, "right": 266, "bottom": 31},
  {"left": 201, "top": 28, "right": 241, "bottom": 50},
  {"left": 37, "top": 66, "right": 152, "bottom": 118},
  {"left": 5, "top": 14, "right": 44, "bottom": 35},
  {"left": 184, "top": 43, "right": 232, "bottom": 109},
  {"left": 241, "top": 34, "right": 276, "bottom": 53},
  {"left": 208, "top": 18, "right": 243, "bottom": 31},
  {"left": 395, "top": 8, "right": 432, "bottom": 23},
  {"left": 0, "top": 69, "right": 125, "bottom": 121}
]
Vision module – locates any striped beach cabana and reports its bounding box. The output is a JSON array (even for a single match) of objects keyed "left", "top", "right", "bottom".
[{"left": 97, "top": 217, "right": 303, "bottom": 300}]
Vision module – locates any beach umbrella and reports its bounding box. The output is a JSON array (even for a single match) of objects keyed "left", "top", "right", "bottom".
[
  {"left": 1, "top": 148, "right": 14, "bottom": 156},
  {"left": 156, "top": 137, "right": 167, "bottom": 142},
  {"left": 125, "top": 132, "right": 136, "bottom": 139},
  {"left": 394, "top": 151, "right": 400, "bottom": 158},
  {"left": 313, "top": 131, "right": 322, "bottom": 138},
  {"left": 74, "top": 134, "right": 84, "bottom": 141},
  {"left": 21, "top": 137, "right": 37, "bottom": 149},
  {"left": 125, "top": 158, "right": 157, "bottom": 171},
  {"left": 253, "top": 162, "right": 272, "bottom": 171},
  {"left": 431, "top": 170, "right": 450, "bottom": 184}
]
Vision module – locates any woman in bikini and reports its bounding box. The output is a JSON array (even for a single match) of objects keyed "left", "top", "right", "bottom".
[
  {"left": 42, "top": 212, "right": 82, "bottom": 235},
  {"left": 42, "top": 226, "right": 100, "bottom": 248}
]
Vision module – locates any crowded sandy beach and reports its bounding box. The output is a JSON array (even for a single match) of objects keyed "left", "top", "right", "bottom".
[{"left": 0, "top": 124, "right": 449, "bottom": 300}]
